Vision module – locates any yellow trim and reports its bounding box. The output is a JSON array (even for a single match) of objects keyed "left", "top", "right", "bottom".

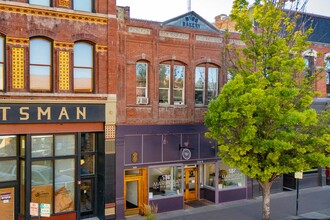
[
  {"left": 54, "top": 41, "right": 74, "bottom": 49},
  {"left": 0, "top": 4, "right": 107, "bottom": 25},
  {"left": 96, "top": 45, "right": 107, "bottom": 53},
  {"left": 6, "top": 37, "right": 29, "bottom": 46}
]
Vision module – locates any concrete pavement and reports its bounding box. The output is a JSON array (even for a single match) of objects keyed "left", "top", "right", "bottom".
[{"left": 126, "top": 186, "right": 330, "bottom": 220}]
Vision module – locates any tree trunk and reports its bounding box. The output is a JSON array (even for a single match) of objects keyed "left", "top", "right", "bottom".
[{"left": 259, "top": 180, "right": 273, "bottom": 220}]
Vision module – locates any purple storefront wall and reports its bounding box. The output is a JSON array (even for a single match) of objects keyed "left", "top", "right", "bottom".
[{"left": 115, "top": 124, "right": 252, "bottom": 219}]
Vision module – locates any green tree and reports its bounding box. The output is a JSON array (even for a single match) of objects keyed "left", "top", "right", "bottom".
[{"left": 205, "top": 1, "right": 330, "bottom": 219}]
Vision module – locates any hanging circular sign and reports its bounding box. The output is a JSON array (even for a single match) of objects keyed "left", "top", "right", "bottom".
[{"left": 182, "top": 148, "right": 191, "bottom": 160}]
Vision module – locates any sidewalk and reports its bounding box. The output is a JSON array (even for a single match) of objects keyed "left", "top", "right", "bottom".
[{"left": 126, "top": 186, "right": 330, "bottom": 220}]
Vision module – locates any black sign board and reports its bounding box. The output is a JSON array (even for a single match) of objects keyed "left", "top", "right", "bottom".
[{"left": 0, "top": 104, "right": 105, "bottom": 124}]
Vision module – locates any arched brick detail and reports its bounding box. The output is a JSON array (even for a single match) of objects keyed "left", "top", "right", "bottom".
[
  {"left": 28, "top": 29, "right": 56, "bottom": 39},
  {"left": 0, "top": 25, "right": 9, "bottom": 36},
  {"left": 72, "top": 33, "right": 98, "bottom": 44},
  {"left": 157, "top": 55, "right": 188, "bottom": 65},
  {"left": 194, "top": 58, "right": 221, "bottom": 67},
  {"left": 131, "top": 54, "right": 152, "bottom": 63}
]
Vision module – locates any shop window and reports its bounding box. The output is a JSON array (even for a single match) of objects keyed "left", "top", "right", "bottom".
[
  {"left": 148, "top": 165, "right": 183, "bottom": 199},
  {"left": 74, "top": 42, "right": 94, "bottom": 93},
  {"left": 159, "top": 63, "right": 185, "bottom": 105},
  {"left": 30, "top": 38, "right": 52, "bottom": 91},
  {"left": 29, "top": 0, "right": 51, "bottom": 6},
  {"left": 136, "top": 62, "right": 149, "bottom": 104},
  {"left": 204, "top": 163, "right": 216, "bottom": 188},
  {"left": 218, "top": 163, "right": 246, "bottom": 190},
  {"left": 31, "top": 134, "right": 76, "bottom": 214},
  {"left": 195, "top": 65, "right": 219, "bottom": 105},
  {"left": 0, "top": 36, "right": 4, "bottom": 91},
  {"left": 0, "top": 136, "right": 17, "bottom": 182},
  {"left": 73, "top": 0, "right": 93, "bottom": 12}
]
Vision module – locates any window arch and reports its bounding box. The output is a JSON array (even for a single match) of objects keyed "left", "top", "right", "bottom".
[
  {"left": 74, "top": 42, "right": 94, "bottom": 93},
  {"left": 29, "top": 0, "right": 51, "bottom": 7},
  {"left": 195, "top": 63, "right": 219, "bottom": 105},
  {"left": 73, "top": 0, "right": 93, "bottom": 12},
  {"left": 29, "top": 37, "right": 52, "bottom": 91},
  {"left": 0, "top": 36, "right": 4, "bottom": 91},
  {"left": 159, "top": 61, "right": 185, "bottom": 105}
]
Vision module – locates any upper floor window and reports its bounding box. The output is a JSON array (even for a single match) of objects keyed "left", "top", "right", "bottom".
[
  {"left": 74, "top": 42, "right": 94, "bottom": 93},
  {"left": 325, "top": 55, "right": 330, "bottom": 86},
  {"left": 73, "top": 0, "right": 92, "bottom": 12},
  {"left": 159, "top": 63, "right": 185, "bottom": 105},
  {"left": 136, "top": 62, "right": 149, "bottom": 104},
  {"left": 303, "top": 49, "right": 316, "bottom": 76},
  {"left": 195, "top": 65, "right": 219, "bottom": 105},
  {"left": 29, "top": 0, "right": 51, "bottom": 7},
  {"left": 30, "top": 38, "right": 52, "bottom": 92},
  {"left": 0, "top": 36, "right": 4, "bottom": 91}
]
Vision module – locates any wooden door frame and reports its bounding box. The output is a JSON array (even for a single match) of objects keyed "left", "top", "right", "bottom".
[
  {"left": 124, "top": 168, "right": 147, "bottom": 216},
  {"left": 184, "top": 167, "right": 198, "bottom": 201}
]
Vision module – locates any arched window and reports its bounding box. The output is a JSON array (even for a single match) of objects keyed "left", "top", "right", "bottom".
[
  {"left": 73, "top": 0, "right": 92, "bottom": 12},
  {"left": 195, "top": 64, "right": 219, "bottom": 105},
  {"left": 0, "top": 36, "right": 4, "bottom": 91},
  {"left": 136, "top": 62, "right": 149, "bottom": 104},
  {"left": 74, "top": 42, "right": 94, "bottom": 93},
  {"left": 325, "top": 53, "right": 330, "bottom": 96},
  {"left": 29, "top": 0, "right": 51, "bottom": 6},
  {"left": 303, "top": 49, "right": 317, "bottom": 76},
  {"left": 159, "top": 62, "right": 185, "bottom": 105},
  {"left": 30, "top": 38, "right": 52, "bottom": 91}
]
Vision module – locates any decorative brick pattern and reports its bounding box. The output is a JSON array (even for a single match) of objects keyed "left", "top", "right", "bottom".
[
  {"left": 59, "top": 51, "right": 70, "bottom": 91},
  {"left": 0, "top": 4, "right": 107, "bottom": 24},
  {"left": 159, "top": 31, "right": 189, "bottom": 40},
  {"left": 6, "top": 37, "right": 29, "bottom": 46},
  {"left": 58, "top": 0, "right": 70, "bottom": 8},
  {"left": 196, "top": 35, "right": 223, "bottom": 43},
  {"left": 128, "top": 27, "right": 151, "bottom": 35},
  {"left": 54, "top": 41, "right": 74, "bottom": 50},
  {"left": 105, "top": 124, "right": 116, "bottom": 140},
  {"left": 96, "top": 45, "right": 107, "bottom": 53},
  {"left": 12, "top": 48, "right": 25, "bottom": 89}
]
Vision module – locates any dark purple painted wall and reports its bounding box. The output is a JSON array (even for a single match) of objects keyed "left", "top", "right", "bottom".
[{"left": 149, "top": 196, "right": 184, "bottom": 213}]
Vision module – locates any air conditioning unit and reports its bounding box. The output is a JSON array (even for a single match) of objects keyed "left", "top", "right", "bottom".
[{"left": 136, "top": 97, "right": 149, "bottom": 105}]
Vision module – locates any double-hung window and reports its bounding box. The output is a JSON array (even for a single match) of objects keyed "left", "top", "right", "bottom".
[
  {"left": 0, "top": 36, "right": 4, "bottom": 91},
  {"left": 74, "top": 42, "right": 94, "bottom": 93},
  {"left": 29, "top": 0, "right": 51, "bottom": 6},
  {"left": 159, "top": 63, "right": 185, "bottom": 105},
  {"left": 136, "top": 62, "right": 148, "bottom": 104},
  {"left": 73, "top": 0, "right": 93, "bottom": 12},
  {"left": 30, "top": 38, "right": 52, "bottom": 91},
  {"left": 195, "top": 65, "right": 219, "bottom": 105}
]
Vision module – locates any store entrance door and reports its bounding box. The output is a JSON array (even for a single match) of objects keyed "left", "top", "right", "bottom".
[
  {"left": 80, "top": 179, "right": 94, "bottom": 218},
  {"left": 124, "top": 169, "right": 147, "bottom": 216},
  {"left": 0, "top": 187, "right": 15, "bottom": 220},
  {"left": 184, "top": 167, "right": 198, "bottom": 201}
]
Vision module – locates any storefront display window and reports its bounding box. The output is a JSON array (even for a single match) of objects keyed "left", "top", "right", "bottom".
[
  {"left": 0, "top": 160, "right": 16, "bottom": 182},
  {"left": 204, "top": 163, "right": 216, "bottom": 188},
  {"left": 0, "top": 135, "right": 17, "bottom": 182},
  {"left": 218, "top": 163, "right": 246, "bottom": 189},
  {"left": 31, "top": 134, "right": 76, "bottom": 214},
  {"left": 149, "top": 165, "right": 183, "bottom": 199}
]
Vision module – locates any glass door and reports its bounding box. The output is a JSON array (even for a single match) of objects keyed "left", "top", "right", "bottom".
[
  {"left": 80, "top": 179, "right": 94, "bottom": 218},
  {"left": 184, "top": 167, "right": 198, "bottom": 201}
]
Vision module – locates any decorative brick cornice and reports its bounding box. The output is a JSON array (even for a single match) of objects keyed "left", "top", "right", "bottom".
[
  {"left": 0, "top": 4, "right": 107, "bottom": 25},
  {"left": 6, "top": 37, "right": 29, "bottom": 46},
  {"left": 54, "top": 41, "right": 74, "bottom": 49}
]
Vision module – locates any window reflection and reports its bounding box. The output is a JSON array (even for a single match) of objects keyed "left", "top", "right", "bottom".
[
  {"left": 31, "top": 135, "right": 53, "bottom": 158},
  {"left": 0, "top": 36, "right": 3, "bottom": 91},
  {"left": 29, "top": 0, "right": 51, "bottom": 6},
  {"left": 74, "top": 42, "right": 93, "bottom": 92},
  {"left": 73, "top": 0, "right": 92, "bottom": 12}
]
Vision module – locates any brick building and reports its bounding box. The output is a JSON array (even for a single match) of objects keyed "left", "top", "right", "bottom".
[
  {"left": 0, "top": 0, "right": 117, "bottom": 219},
  {"left": 115, "top": 7, "right": 252, "bottom": 219}
]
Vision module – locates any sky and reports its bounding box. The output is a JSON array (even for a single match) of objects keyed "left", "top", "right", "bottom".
[{"left": 116, "top": 0, "right": 330, "bottom": 23}]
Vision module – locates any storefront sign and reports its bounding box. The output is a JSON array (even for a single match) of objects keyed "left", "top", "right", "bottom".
[
  {"left": 0, "top": 104, "right": 105, "bottom": 124},
  {"left": 30, "top": 202, "right": 39, "bottom": 216},
  {"left": 182, "top": 148, "right": 192, "bottom": 160},
  {"left": 0, "top": 192, "right": 11, "bottom": 203},
  {"left": 40, "top": 203, "right": 51, "bottom": 217}
]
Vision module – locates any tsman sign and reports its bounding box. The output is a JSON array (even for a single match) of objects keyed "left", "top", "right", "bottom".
[{"left": 0, "top": 104, "right": 105, "bottom": 124}]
